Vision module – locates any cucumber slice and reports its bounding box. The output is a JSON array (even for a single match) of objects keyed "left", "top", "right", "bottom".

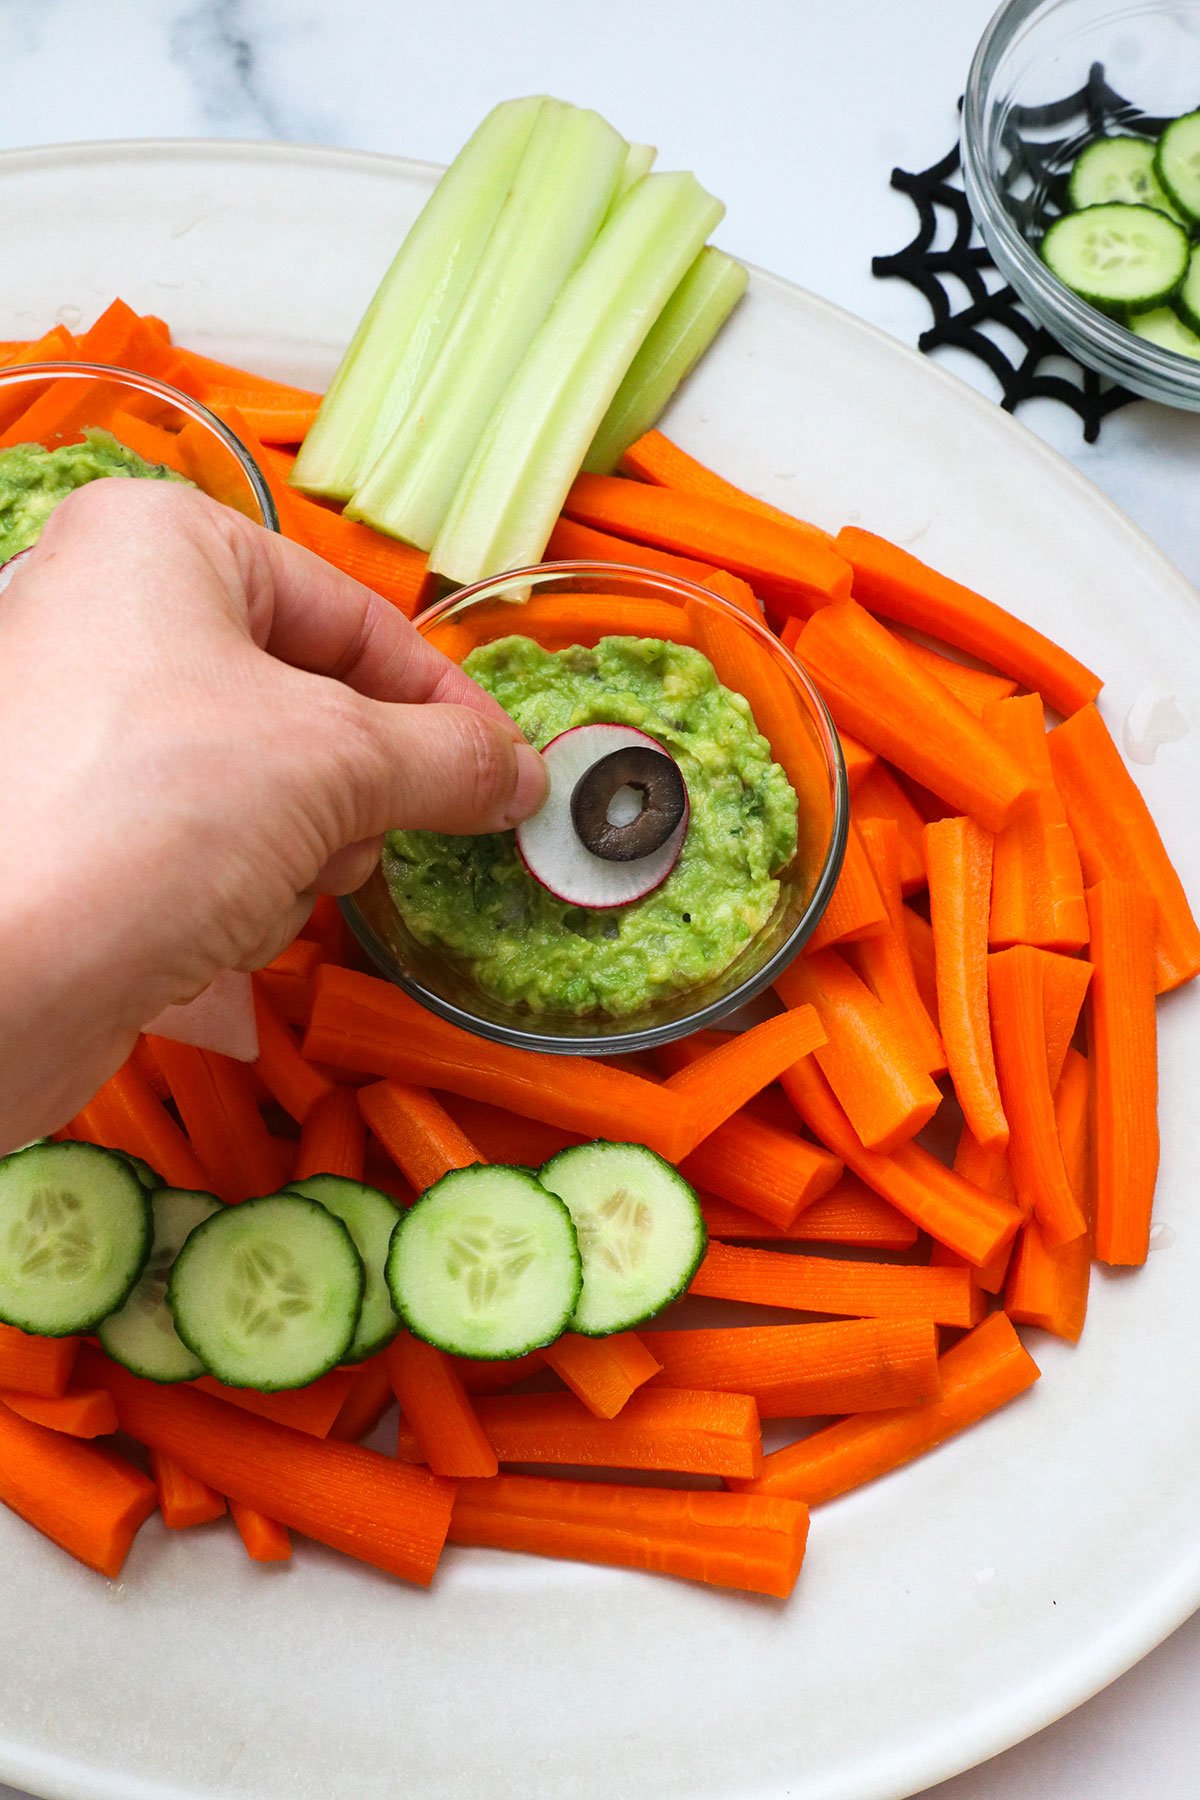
[
  {"left": 537, "top": 1142, "right": 705, "bottom": 1336},
  {"left": 386, "top": 1165, "right": 581, "bottom": 1359},
  {"left": 98, "top": 1188, "right": 221, "bottom": 1381},
  {"left": 1067, "top": 135, "right": 1183, "bottom": 221},
  {"left": 1128, "top": 305, "right": 1200, "bottom": 359},
  {"left": 167, "top": 1192, "right": 364, "bottom": 1390},
  {"left": 1041, "top": 204, "right": 1189, "bottom": 312},
  {"left": 286, "top": 1174, "right": 402, "bottom": 1361},
  {"left": 0, "top": 1141, "right": 152, "bottom": 1336},
  {"left": 1155, "top": 111, "right": 1200, "bottom": 226},
  {"left": 120, "top": 1154, "right": 162, "bottom": 1192},
  {"left": 1176, "top": 245, "right": 1200, "bottom": 333}
]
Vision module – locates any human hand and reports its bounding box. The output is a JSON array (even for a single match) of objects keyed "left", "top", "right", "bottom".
[{"left": 0, "top": 479, "right": 546, "bottom": 1147}]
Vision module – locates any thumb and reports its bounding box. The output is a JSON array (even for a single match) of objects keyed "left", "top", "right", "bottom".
[{"left": 337, "top": 695, "right": 548, "bottom": 838}]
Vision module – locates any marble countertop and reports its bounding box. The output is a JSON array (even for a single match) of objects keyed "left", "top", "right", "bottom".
[{"left": 0, "top": 2, "right": 1197, "bottom": 1796}]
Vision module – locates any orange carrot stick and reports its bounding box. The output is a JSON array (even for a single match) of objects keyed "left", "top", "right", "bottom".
[
  {"left": 250, "top": 979, "right": 335, "bottom": 1125},
  {"left": 0, "top": 1398, "right": 157, "bottom": 1576},
  {"left": 300, "top": 893, "right": 355, "bottom": 965},
  {"left": 643, "top": 1318, "right": 940, "bottom": 1416},
  {"left": 151, "top": 1449, "right": 227, "bottom": 1529},
  {"left": 448, "top": 1472, "right": 809, "bottom": 1598},
  {"left": 775, "top": 951, "right": 941, "bottom": 1153},
  {"left": 129, "top": 1036, "right": 171, "bottom": 1102},
  {"left": 897, "top": 637, "right": 1019, "bottom": 715},
  {"left": 295, "top": 1084, "right": 366, "bottom": 1181},
  {"left": 231, "top": 1502, "right": 293, "bottom": 1563},
  {"left": 192, "top": 1367, "right": 356, "bottom": 1439},
  {"left": 1005, "top": 1047, "right": 1092, "bottom": 1340},
  {"left": 929, "top": 1126, "right": 1018, "bottom": 1295},
  {"left": 620, "top": 429, "right": 834, "bottom": 539},
  {"left": 544, "top": 513, "right": 719, "bottom": 584},
  {"left": 660, "top": 1007, "right": 827, "bottom": 1151},
  {"left": 148, "top": 1038, "right": 281, "bottom": 1203},
  {"left": 806, "top": 819, "right": 889, "bottom": 950},
  {"left": 1048, "top": 702, "right": 1200, "bottom": 993},
  {"left": 70, "top": 1058, "right": 210, "bottom": 1191},
  {"left": 687, "top": 1240, "right": 979, "bottom": 1326},
  {"left": 451, "top": 1351, "right": 546, "bottom": 1394},
  {"left": 1041, "top": 951, "right": 1094, "bottom": 1090},
  {"left": 563, "top": 473, "right": 852, "bottom": 616},
  {"left": 681, "top": 1111, "right": 844, "bottom": 1229},
  {"left": 86, "top": 1352, "right": 453, "bottom": 1586},
  {"left": 730, "top": 1310, "right": 1040, "bottom": 1505},
  {"left": 357, "top": 1080, "right": 482, "bottom": 1193},
  {"left": 541, "top": 1333, "right": 661, "bottom": 1420},
  {"left": 780, "top": 1059, "right": 1021, "bottom": 1268},
  {"left": 984, "top": 693, "right": 1089, "bottom": 952},
  {"left": 795, "top": 600, "right": 1036, "bottom": 831},
  {"left": 1087, "top": 880, "right": 1159, "bottom": 1265},
  {"left": 385, "top": 1333, "right": 498, "bottom": 1478},
  {"left": 328, "top": 1356, "right": 395, "bottom": 1443},
  {"left": 437, "top": 1097, "right": 581, "bottom": 1167},
  {"left": 400, "top": 1387, "right": 761, "bottom": 1480},
  {"left": 701, "top": 1177, "right": 919, "bottom": 1250},
  {"left": 839, "top": 734, "right": 878, "bottom": 793},
  {"left": 0, "top": 1387, "right": 117, "bottom": 1439},
  {"left": 255, "top": 936, "right": 323, "bottom": 1027},
  {"left": 925, "top": 816, "right": 1008, "bottom": 1151},
  {"left": 697, "top": 567, "right": 763, "bottom": 620},
  {"left": 0, "top": 1325, "right": 79, "bottom": 1399},
  {"left": 835, "top": 526, "right": 1101, "bottom": 717},
  {"left": 853, "top": 817, "right": 945, "bottom": 1074},
  {"left": 987, "top": 948, "right": 1088, "bottom": 1247},
  {"left": 851, "top": 763, "right": 928, "bottom": 894}
]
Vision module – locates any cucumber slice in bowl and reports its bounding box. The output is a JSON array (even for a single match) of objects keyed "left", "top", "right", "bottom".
[
  {"left": 1040, "top": 203, "right": 1189, "bottom": 313},
  {"left": 1155, "top": 110, "right": 1200, "bottom": 226},
  {"left": 1128, "top": 305, "right": 1200, "bottom": 360},
  {"left": 538, "top": 1142, "right": 706, "bottom": 1336},
  {"left": 0, "top": 1141, "right": 152, "bottom": 1336},
  {"left": 287, "top": 1174, "right": 402, "bottom": 1361},
  {"left": 386, "top": 1165, "right": 581, "bottom": 1359},
  {"left": 1067, "top": 135, "right": 1183, "bottom": 220},
  {"left": 167, "top": 1192, "right": 364, "bottom": 1390},
  {"left": 99, "top": 1187, "right": 221, "bottom": 1381}
]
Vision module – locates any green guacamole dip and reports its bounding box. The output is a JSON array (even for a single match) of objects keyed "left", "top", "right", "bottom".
[
  {"left": 0, "top": 428, "right": 186, "bottom": 565},
  {"left": 384, "top": 635, "right": 800, "bottom": 1019}
]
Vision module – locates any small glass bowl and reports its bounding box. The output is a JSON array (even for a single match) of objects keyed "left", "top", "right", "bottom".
[
  {"left": 341, "top": 561, "right": 848, "bottom": 1057},
  {"left": 0, "top": 361, "right": 277, "bottom": 533},
  {"left": 962, "top": 0, "right": 1200, "bottom": 407}
]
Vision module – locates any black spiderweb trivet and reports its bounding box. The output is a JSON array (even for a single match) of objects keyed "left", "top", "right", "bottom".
[{"left": 871, "top": 63, "right": 1167, "bottom": 444}]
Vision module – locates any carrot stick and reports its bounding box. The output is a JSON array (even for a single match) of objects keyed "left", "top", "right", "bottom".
[
  {"left": 688, "top": 1239, "right": 979, "bottom": 1326},
  {"left": 1086, "top": 881, "right": 1159, "bottom": 1265},
  {"left": 701, "top": 1177, "right": 919, "bottom": 1250},
  {"left": 448, "top": 1472, "right": 809, "bottom": 1598},
  {"left": 853, "top": 817, "right": 945, "bottom": 1075},
  {"left": 698, "top": 568, "right": 763, "bottom": 620},
  {"left": 85, "top": 1351, "right": 453, "bottom": 1586},
  {"left": 835, "top": 526, "right": 1101, "bottom": 717},
  {"left": 987, "top": 948, "right": 1088, "bottom": 1247},
  {"left": 177, "top": 347, "right": 322, "bottom": 443},
  {"left": 794, "top": 600, "right": 1036, "bottom": 831},
  {"left": 295, "top": 1084, "right": 366, "bottom": 1181},
  {"left": 1041, "top": 951, "right": 1094, "bottom": 1090},
  {"left": 1006, "top": 1048, "right": 1092, "bottom": 1340},
  {"left": 357, "top": 1079, "right": 482, "bottom": 1193},
  {"left": 983, "top": 693, "right": 1089, "bottom": 952},
  {"left": 151, "top": 1449, "right": 227, "bottom": 1529},
  {"left": 250, "top": 979, "right": 335, "bottom": 1125},
  {"left": 385, "top": 1333, "right": 498, "bottom": 1478},
  {"left": 902, "top": 905, "right": 939, "bottom": 1023},
  {"left": 231, "top": 1502, "right": 293, "bottom": 1562},
  {"left": 839, "top": 734, "right": 878, "bottom": 793},
  {"left": 620, "top": 429, "right": 834, "bottom": 539},
  {"left": 780, "top": 1059, "right": 1021, "bottom": 1268},
  {"left": 147, "top": 1038, "right": 280, "bottom": 1203},
  {"left": 328, "top": 1356, "right": 395, "bottom": 1443},
  {"left": 544, "top": 514, "right": 719, "bottom": 584},
  {"left": 897, "top": 637, "right": 1019, "bottom": 715},
  {"left": 76, "top": 298, "right": 190, "bottom": 385},
  {"left": 70, "top": 1058, "right": 210, "bottom": 1191},
  {"left": 129, "top": 1035, "right": 171, "bottom": 1102},
  {"left": 0, "top": 1324, "right": 79, "bottom": 1399},
  {"left": 0, "top": 1398, "right": 157, "bottom": 1577},
  {"left": 520, "top": 592, "right": 699, "bottom": 649},
  {"left": 730, "top": 1310, "right": 1040, "bottom": 1505},
  {"left": 643, "top": 1318, "right": 940, "bottom": 1417},
  {"left": 401, "top": 1387, "right": 761, "bottom": 1480},
  {"left": 1048, "top": 702, "right": 1200, "bottom": 993},
  {"left": 925, "top": 816, "right": 1008, "bottom": 1152},
  {"left": 660, "top": 1008, "right": 827, "bottom": 1150},
  {"left": 851, "top": 763, "right": 928, "bottom": 895},
  {"left": 451, "top": 1351, "right": 546, "bottom": 1394},
  {"left": 775, "top": 951, "right": 941, "bottom": 1153},
  {"left": 0, "top": 1387, "right": 117, "bottom": 1439},
  {"left": 563, "top": 473, "right": 852, "bottom": 616},
  {"left": 929, "top": 1126, "right": 1018, "bottom": 1295},
  {"left": 255, "top": 936, "right": 323, "bottom": 1027},
  {"left": 681, "top": 1111, "right": 844, "bottom": 1229},
  {"left": 541, "top": 1333, "right": 661, "bottom": 1420},
  {"left": 300, "top": 893, "right": 355, "bottom": 965},
  {"left": 805, "top": 819, "right": 889, "bottom": 951},
  {"left": 192, "top": 1367, "right": 356, "bottom": 1438},
  {"left": 437, "top": 1098, "right": 581, "bottom": 1167},
  {"left": 104, "top": 408, "right": 189, "bottom": 475},
  {"left": 303, "top": 965, "right": 698, "bottom": 1162}
]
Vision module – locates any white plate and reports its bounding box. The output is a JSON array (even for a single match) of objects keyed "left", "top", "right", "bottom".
[{"left": 2, "top": 140, "right": 1199, "bottom": 1800}]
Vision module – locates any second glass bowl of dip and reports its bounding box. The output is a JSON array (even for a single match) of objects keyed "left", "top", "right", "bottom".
[{"left": 341, "top": 562, "right": 848, "bottom": 1056}]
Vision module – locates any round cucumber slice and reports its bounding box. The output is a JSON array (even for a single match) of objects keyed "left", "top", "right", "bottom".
[
  {"left": 0, "top": 1141, "right": 152, "bottom": 1336},
  {"left": 287, "top": 1174, "right": 402, "bottom": 1361},
  {"left": 1175, "top": 245, "right": 1200, "bottom": 335},
  {"left": 1067, "top": 135, "right": 1183, "bottom": 221},
  {"left": 167, "top": 1191, "right": 365, "bottom": 1390},
  {"left": 1128, "top": 305, "right": 1200, "bottom": 360},
  {"left": 386, "top": 1164, "right": 581, "bottom": 1359},
  {"left": 1041, "top": 203, "right": 1189, "bottom": 312},
  {"left": 98, "top": 1187, "right": 221, "bottom": 1381},
  {"left": 537, "top": 1141, "right": 706, "bottom": 1336},
  {"left": 1155, "top": 110, "right": 1200, "bottom": 226}
]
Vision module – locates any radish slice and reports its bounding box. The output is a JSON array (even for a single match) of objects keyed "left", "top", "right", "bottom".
[
  {"left": 516, "top": 723, "right": 689, "bottom": 909},
  {"left": 144, "top": 969, "right": 260, "bottom": 1063},
  {"left": 0, "top": 549, "right": 33, "bottom": 595}
]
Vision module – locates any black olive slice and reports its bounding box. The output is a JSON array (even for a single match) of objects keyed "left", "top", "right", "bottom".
[{"left": 570, "top": 745, "right": 687, "bottom": 863}]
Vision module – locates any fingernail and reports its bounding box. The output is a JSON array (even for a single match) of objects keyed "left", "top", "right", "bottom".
[{"left": 507, "top": 743, "right": 548, "bottom": 825}]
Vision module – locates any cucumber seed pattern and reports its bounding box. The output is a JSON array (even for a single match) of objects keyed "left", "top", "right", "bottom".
[
  {"left": 226, "top": 1241, "right": 314, "bottom": 1339},
  {"left": 444, "top": 1214, "right": 538, "bottom": 1315},
  {"left": 8, "top": 1186, "right": 95, "bottom": 1280},
  {"left": 575, "top": 1186, "right": 652, "bottom": 1277}
]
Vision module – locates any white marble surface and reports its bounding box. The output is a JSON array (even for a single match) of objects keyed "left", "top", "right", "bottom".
[{"left": 0, "top": 2, "right": 1197, "bottom": 1796}]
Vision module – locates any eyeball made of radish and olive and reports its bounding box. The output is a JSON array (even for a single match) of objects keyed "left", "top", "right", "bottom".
[{"left": 515, "top": 723, "right": 689, "bottom": 908}]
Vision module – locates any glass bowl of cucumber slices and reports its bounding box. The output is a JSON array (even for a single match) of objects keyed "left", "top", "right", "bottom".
[{"left": 963, "top": 0, "right": 1200, "bottom": 404}]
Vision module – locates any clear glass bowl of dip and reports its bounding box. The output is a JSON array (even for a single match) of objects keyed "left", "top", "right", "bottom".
[
  {"left": 962, "top": 0, "right": 1200, "bottom": 407},
  {"left": 0, "top": 361, "right": 277, "bottom": 556},
  {"left": 341, "top": 562, "right": 848, "bottom": 1056}
]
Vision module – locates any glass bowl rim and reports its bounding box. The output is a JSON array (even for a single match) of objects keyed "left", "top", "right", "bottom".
[
  {"left": 0, "top": 358, "right": 279, "bottom": 530},
  {"left": 961, "top": 0, "right": 1200, "bottom": 402},
  {"left": 339, "top": 557, "right": 850, "bottom": 1056}
]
